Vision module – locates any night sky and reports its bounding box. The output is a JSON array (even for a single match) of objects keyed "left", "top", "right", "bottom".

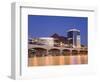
[{"left": 28, "top": 15, "right": 88, "bottom": 46}]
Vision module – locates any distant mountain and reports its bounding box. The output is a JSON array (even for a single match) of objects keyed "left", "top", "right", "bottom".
[
  {"left": 51, "top": 33, "right": 60, "bottom": 38},
  {"left": 50, "top": 33, "right": 68, "bottom": 44}
]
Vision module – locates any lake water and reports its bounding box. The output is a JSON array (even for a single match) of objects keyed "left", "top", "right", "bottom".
[{"left": 28, "top": 54, "right": 88, "bottom": 66}]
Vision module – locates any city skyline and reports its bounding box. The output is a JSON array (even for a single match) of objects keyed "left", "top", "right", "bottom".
[{"left": 28, "top": 15, "right": 88, "bottom": 46}]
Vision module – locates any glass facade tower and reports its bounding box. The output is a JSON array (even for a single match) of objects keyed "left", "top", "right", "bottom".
[{"left": 67, "top": 29, "right": 81, "bottom": 48}]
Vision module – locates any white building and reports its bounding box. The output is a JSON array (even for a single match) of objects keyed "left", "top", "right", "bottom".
[{"left": 39, "top": 37, "right": 54, "bottom": 47}]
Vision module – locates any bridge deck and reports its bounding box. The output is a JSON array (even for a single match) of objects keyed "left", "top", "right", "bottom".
[{"left": 28, "top": 44, "right": 87, "bottom": 51}]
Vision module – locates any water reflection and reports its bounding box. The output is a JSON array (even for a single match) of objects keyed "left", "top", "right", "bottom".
[{"left": 28, "top": 54, "right": 88, "bottom": 66}]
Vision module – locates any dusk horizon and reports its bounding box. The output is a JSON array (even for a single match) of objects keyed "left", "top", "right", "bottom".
[{"left": 28, "top": 15, "right": 88, "bottom": 46}]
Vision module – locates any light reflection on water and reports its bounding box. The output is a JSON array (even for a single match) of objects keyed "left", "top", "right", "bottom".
[{"left": 28, "top": 54, "right": 88, "bottom": 66}]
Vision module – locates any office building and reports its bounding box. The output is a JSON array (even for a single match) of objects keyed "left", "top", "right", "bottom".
[{"left": 67, "top": 29, "right": 81, "bottom": 48}]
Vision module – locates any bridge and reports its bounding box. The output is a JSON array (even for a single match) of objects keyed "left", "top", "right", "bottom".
[
  {"left": 28, "top": 44, "right": 87, "bottom": 51},
  {"left": 28, "top": 44, "right": 87, "bottom": 57}
]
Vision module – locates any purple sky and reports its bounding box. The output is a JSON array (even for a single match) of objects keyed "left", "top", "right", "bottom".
[{"left": 28, "top": 15, "right": 88, "bottom": 46}]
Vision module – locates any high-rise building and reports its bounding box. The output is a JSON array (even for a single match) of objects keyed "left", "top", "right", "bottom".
[{"left": 67, "top": 29, "right": 81, "bottom": 48}]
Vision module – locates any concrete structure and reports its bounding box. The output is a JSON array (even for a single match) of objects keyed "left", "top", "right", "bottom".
[
  {"left": 67, "top": 29, "right": 81, "bottom": 48},
  {"left": 29, "top": 37, "right": 54, "bottom": 47},
  {"left": 39, "top": 37, "right": 54, "bottom": 47},
  {"left": 28, "top": 44, "right": 87, "bottom": 56}
]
